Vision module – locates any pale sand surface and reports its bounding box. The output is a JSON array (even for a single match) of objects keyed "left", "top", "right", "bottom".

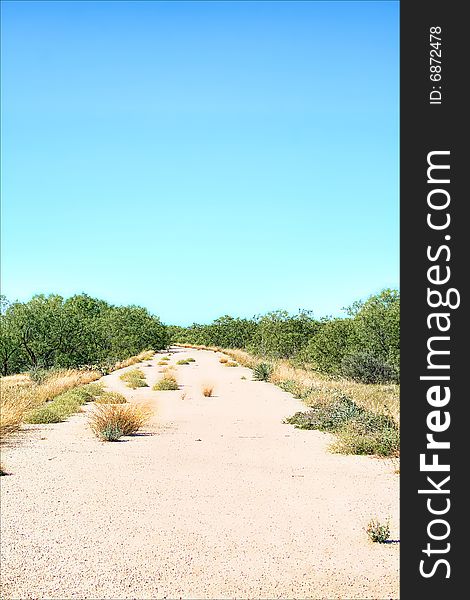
[{"left": 0, "top": 347, "right": 399, "bottom": 599}]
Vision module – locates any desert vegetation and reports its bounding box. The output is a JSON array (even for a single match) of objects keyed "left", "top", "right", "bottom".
[
  {"left": 171, "top": 289, "right": 400, "bottom": 457},
  {"left": 202, "top": 384, "right": 214, "bottom": 397},
  {"left": 153, "top": 371, "right": 179, "bottom": 391},
  {"left": 0, "top": 350, "right": 155, "bottom": 441},
  {"left": 119, "top": 369, "right": 148, "bottom": 389},
  {"left": 88, "top": 403, "right": 152, "bottom": 441},
  {"left": 170, "top": 289, "right": 399, "bottom": 383},
  {"left": 1, "top": 369, "right": 102, "bottom": 438},
  {"left": 0, "top": 293, "right": 167, "bottom": 376}
]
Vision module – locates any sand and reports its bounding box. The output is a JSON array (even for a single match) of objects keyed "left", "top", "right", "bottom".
[{"left": 0, "top": 347, "right": 399, "bottom": 599}]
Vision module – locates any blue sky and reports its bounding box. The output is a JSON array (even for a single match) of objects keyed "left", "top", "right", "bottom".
[{"left": 1, "top": 1, "right": 399, "bottom": 325}]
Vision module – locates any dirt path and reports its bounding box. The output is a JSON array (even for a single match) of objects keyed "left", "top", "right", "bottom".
[{"left": 0, "top": 348, "right": 399, "bottom": 599}]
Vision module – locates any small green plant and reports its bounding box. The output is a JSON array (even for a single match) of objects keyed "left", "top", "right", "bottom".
[
  {"left": 120, "top": 369, "right": 148, "bottom": 389},
  {"left": 99, "top": 424, "right": 124, "bottom": 441},
  {"left": 186, "top": 358, "right": 196, "bottom": 362},
  {"left": 28, "top": 367, "right": 49, "bottom": 385},
  {"left": 241, "top": 376, "right": 247, "bottom": 380},
  {"left": 225, "top": 361, "right": 238, "bottom": 367},
  {"left": 153, "top": 373, "right": 178, "bottom": 391},
  {"left": 252, "top": 363, "right": 272, "bottom": 381},
  {"left": 177, "top": 359, "right": 190, "bottom": 365},
  {"left": 83, "top": 382, "right": 105, "bottom": 397},
  {"left": 366, "top": 519, "right": 391, "bottom": 543},
  {"left": 95, "top": 391, "right": 127, "bottom": 404}
]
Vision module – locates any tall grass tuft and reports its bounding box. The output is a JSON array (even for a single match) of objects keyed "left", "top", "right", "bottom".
[{"left": 89, "top": 403, "right": 153, "bottom": 441}]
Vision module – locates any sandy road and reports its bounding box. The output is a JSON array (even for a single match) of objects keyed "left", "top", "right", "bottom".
[{"left": 0, "top": 347, "right": 399, "bottom": 599}]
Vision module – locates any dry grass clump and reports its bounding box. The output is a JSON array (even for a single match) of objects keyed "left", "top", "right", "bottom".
[
  {"left": 89, "top": 403, "right": 153, "bottom": 441},
  {"left": 202, "top": 384, "right": 214, "bottom": 397},
  {"left": 95, "top": 391, "right": 127, "bottom": 404},
  {"left": 224, "top": 361, "right": 238, "bottom": 367},
  {"left": 1, "top": 369, "right": 101, "bottom": 440},
  {"left": 119, "top": 369, "right": 148, "bottom": 389},
  {"left": 114, "top": 350, "right": 154, "bottom": 370},
  {"left": 1, "top": 382, "right": 37, "bottom": 436},
  {"left": 153, "top": 372, "right": 178, "bottom": 391},
  {"left": 219, "top": 357, "right": 228, "bottom": 364}
]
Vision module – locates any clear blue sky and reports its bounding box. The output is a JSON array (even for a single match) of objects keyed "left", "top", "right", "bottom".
[{"left": 1, "top": 1, "right": 399, "bottom": 325}]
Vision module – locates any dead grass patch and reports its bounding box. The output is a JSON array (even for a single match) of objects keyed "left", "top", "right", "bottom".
[{"left": 202, "top": 384, "right": 214, "bottom": 397}]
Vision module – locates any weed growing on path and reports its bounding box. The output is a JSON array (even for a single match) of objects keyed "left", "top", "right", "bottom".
[
  {"left": 89, "top": 403, "right": 152, "bottom": 440},
  {"left": 95, "top": 391, "right": 127, "bottom": 404},
  {"left": 153, "top": 373, "right": 178, "bottom": 391},
  {"left": 366, "top": 519, "right": 391, "bottom": 543},
  {"left": 120, "top": 369, "right": 148, "bottom": 389}
]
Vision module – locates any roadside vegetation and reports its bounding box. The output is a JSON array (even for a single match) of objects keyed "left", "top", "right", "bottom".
[
  {"left": 0, "top": 293, "right": 166, "bottom": 376},
  {"left": 0, "top": 350, "right": 155, "bottom": 440},
  {"left": 172, "top": 289, "right": 400, "bottom": 457}
]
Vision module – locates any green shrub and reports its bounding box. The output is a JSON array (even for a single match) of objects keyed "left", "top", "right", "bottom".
[
  {"left": 366, "top": 519, "right": 391, "bottom": 543},
  {"left": 284, "top": 394, "right": 399, "bottom": 457},
  {"left": 95, "top": 391, "right": 127, "bottom": 404},
  {"left": 24, "top": 406, "right": 62, "bottom": 424},
  {"left": 83, "top": 382, "right": 105, "bottom": 397},
  {"left": 340, "top": 352, "right": 399, "bottom": 384},
  {"left": 285, "top": 395, "right": 362, "bottom": 432},
  {"left": 252, "top": 362, "right": 272, "bottom": 381},
  {"left": 120, "top": 369, "right": 148, "bottom": 389},
  {"left": 153, "top": 377, "right": 178, "bottom": 391},
  {"left": 28, "top": 367, "right": 49, "bottom": 385},
  {"left": 99, "top": 424, "right": 124, "bottom": 441}
]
